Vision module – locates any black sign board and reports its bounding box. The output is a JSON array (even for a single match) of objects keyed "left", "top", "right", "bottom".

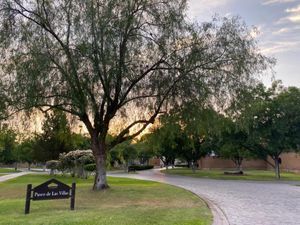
[{"left": 25, "top": 179, "right": 76, "bottom": 214}]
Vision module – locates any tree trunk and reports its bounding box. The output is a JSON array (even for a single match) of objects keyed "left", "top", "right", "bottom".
[
  {"left": 233, "top": 158, "right": 243, "bottom": 173},
  {"left": 274, "top": 157, "right": 281, "bottom": 180},
  {"left": 192, "top": 163, "right": 196, "bottom": 173},
  {"left": 125, "top": 161, "right": 129, "bottom": 173},
  {"left": 236, "top": 161, "right": 242, "bottom": 173},
  {"left": 94, "top": 154, "right": 109, "bottom": 190},
  {"left": 92, "top": 137, "right": 109, "bottom": 191}
]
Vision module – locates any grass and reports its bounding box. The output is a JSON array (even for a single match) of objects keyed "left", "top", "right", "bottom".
[
  {"left": 162, "top": 168, "right": 300, "bottom": 181},
  {"left": 0, "top": 174, "right": 212, "bottom": 225},
  {"left": 0, "top": 168, "right": 21, "bottom": 173}
]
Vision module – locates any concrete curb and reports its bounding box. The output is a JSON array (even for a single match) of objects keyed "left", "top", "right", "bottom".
[
  {"left": 161, "top": 181, "right": 230, "bottom": 225},
  {"left": 201, "top": 196, "right": 230, "bottom": 225},
  {"left": 172, "top": 183, "right": 230, "bottom": 225}
]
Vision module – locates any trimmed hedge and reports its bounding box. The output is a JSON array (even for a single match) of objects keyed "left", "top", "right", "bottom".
[
  {"left": 84, "top": 164, "right": 154, "bottom": 172},
  {"left": 84, "top": 163, "right": 96, "bottom": 172},
  {"left": 128, "top": 165, "right": 154, "bottom": 171}
]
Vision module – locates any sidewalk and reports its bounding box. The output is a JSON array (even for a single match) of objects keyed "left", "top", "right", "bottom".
[{"left": 0, "top": 171, "right": 32, "bottom": 182}]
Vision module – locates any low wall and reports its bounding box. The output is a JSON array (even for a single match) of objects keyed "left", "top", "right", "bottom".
[
  {"left": 267, "top": 153, "right": 300, "bottom": 172},
  {"left": 198, "top": 157, "right": 267, "bottom": 170},
  {"left": 149, "top": 158, "right": 162, "bottom": 167}
]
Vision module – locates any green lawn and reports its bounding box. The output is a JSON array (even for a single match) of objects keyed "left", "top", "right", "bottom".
[
  {"left": 0, "top": 168, "right": 20, "bottom": 173},
  {"left": 0, "top": 174, "right": 212, "bottom": 225},
  {"left": 162, "top": 168, "right": 300, "bottom": 181}
]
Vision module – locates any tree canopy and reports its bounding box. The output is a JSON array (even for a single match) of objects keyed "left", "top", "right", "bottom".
[{"left": 0, "top": 0, "right": 271, "bottom": 190}]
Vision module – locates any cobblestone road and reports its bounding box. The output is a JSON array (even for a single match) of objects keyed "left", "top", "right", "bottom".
[{"left": 109, "top": 169, "right": 300, "bottom": 225}]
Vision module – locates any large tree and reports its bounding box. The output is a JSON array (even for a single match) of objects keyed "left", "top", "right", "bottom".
[
  {"left": 0, "top": 0, "right": 270, "bottom": 190},
  {"left": 241, "top": 84, "right": 300, "bottom": 179}
]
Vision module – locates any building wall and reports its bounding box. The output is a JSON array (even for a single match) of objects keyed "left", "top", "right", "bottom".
[
  {"left": 267, "top": 153, "right": 300, "bottom": 172},
  {"left": 198, "top": 157, "right": 267, "bottom": 170},
  {"left": 199, "top": 152, "right": 300, "bottom": 172},
  {"left": 149, "top": 158, "right": 162, "bottom": 167}
]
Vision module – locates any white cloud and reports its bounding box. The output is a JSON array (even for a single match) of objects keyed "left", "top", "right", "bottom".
[
  {"left": 286, "top": 4, "right": 300, "bottom": 13},
  {"left": 261, "top": 41, "right": 300, "bottom": 54},
  {"left": 289, "top": 14, "right": 300, "bottom": 22},
  {"left": 262, "top": 0, "right": 296, "bottom": 5},
  {"left": 277, "top": 14, "right": 300, "bottom": 24},
  {"left": 272, "top": 27, "right": 290, "bottom": 34},
  {"left": 272, "top": 25, "right": 300, "bottom": 35},
  {"left": 276, "top": 3, "right": 300, "bottom": 24},
  {"left": 187, "top": 0, "right": 232, "bottom": 20}
]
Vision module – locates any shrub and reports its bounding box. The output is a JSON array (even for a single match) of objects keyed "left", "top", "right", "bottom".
[
  {"left": 128, "top": 165, "right": 154, "bottom": 171},
  {"left": 84, "top": 163, "right": 96, "bottom": 172},
  {"left": 58, "top": 149, "right": 95, "bottom": 178}
]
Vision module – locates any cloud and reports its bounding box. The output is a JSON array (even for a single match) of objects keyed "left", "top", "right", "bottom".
[
  {"left": 189, "top": 0, "right": 231, "bottom": 8},
  {"left": 286, "top": 4, "right": 300, "bottom": 13},
  {"left": 289, "top": 14, "right": 300, "bottom": 22},
  {"left": 272, "top": 27, "right": 290, "bottom": 34},
  {"left": 271, "top": 26, "right": 300, "bottom": 35},
  {"left": 262, "top": 0, "right": 296, "bottom": 5},
  {"left": 276, "top": 3, "right": 300, "bottom": 24},
  {"left": 277, "top": 15, "right": 300, "bottom": 24},
  {"left": 261, "top": 41, "right": 300, "bottom": 54},
  {"left": 187, "top": 0, "right": 233, "bottom": 19}
]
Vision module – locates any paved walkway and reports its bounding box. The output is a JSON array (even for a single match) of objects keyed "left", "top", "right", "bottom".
[
  {"left": 0, "top": 171, "right": 32, "bottom": 182},
  {"left": 109, "top": 169, "right": 300, "bottom": 225}
]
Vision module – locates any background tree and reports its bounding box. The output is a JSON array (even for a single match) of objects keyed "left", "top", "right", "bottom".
[
  {"left": 122, "top": 144, "right": 138, "bottom": 172},
  {"left": 15, "top": 138, "right": 34, "bottom": 170},
  {"left": 241, "top": 84, "right": 300, "bottom": 179},
  {"left": 217, "top": 118, "right": 254, "bottom": 173},
  {"left": 175, "top": 105, "right": 222, "bottom": 172},
  {"left": 32, "top": 110, "right": 73, "bottom": 162},
  {"left": 0, "top": 0, "right": 271, "bottom": 190},
  {"left": 71, "top": 133, "right": 91, "bottom": 150},
  {"left": 148, "top": 120, "right": 181, "bottom": 169},
  {"left": 135, "top": 144, "right": 155, "bottom": 166},
  {"left": 0, "top": 128, "right": 17, "bottom": 168},
  {"left": 107, "top": 148, "right": 122, "bottom": 168}
]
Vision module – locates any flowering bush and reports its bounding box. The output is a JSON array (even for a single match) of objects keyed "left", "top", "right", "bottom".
[{"left": 58, "top": 149, "right": 95, "bottom": 178}]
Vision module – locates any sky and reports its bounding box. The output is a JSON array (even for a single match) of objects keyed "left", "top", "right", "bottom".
[{"left": 188, "top": 0, "right": 300, "bottom": 87}]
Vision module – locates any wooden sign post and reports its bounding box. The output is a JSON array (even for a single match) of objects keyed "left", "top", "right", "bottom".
[{"left": 25, "top": 179, "right": 76, "bottom": 214}]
